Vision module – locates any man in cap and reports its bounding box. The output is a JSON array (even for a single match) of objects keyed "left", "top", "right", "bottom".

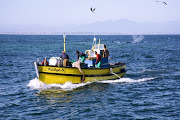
[{"left": 60, "top": 51, "right": 69, "bottom": 66}]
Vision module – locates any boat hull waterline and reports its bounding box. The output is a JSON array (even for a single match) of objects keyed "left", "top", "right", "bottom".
[{"left": 37, "top": 63, "right": 126, "bottom": 84}]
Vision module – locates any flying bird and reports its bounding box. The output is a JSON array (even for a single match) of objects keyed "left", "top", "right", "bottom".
[
  {"left": 90, "top": 7, "right": 96, "bottom": 13},
  {"left": 162, "top": 1, "right": 167, "bottom": 5},
  {"left": 156, "top": 1, "right": 167, "bottom": 5}
]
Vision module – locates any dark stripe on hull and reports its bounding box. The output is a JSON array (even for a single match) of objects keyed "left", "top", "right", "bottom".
[{"left": 39, "top": 70, "right": 126, "bottom": 77}]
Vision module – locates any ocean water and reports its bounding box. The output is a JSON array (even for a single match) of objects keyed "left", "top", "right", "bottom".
[{"left": 0, "top": 34, "right": 180, "bottom": 120}]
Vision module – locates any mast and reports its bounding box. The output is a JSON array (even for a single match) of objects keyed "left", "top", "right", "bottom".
[
  {"left": 63, "top": 33, "right": 66, "bottom": 52},
  {"left": 92, "top": 35, "right": 96, "bottom": 49}
]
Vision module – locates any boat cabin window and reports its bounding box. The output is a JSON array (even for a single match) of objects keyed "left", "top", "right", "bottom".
[
  {"left": 99, "top": 44, "right": 104, "bottom": 50},
  {"left": 85, "top": 50, "right": 96, "bottom": 57},
  {"left": 93, "top": 44, "right": 105, "bottom": 50},
  {"left": 94, "top": 45, "right": 99, "bottom": 49}
]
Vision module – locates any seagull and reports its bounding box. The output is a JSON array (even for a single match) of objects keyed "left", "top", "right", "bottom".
[
  {"left": 156, "top": 1, "right": 167, "bottom": 5},
  {"left": 90, "top": 7, "right": 96, "bottom": 13},
  {"left": 162, "top": 1, "right": 167, "bottom": 5}
]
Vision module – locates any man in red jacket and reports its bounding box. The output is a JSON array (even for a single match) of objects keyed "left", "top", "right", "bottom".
[
  {"left": 95, "top": 51, "right": 102, "bottom": 68},
  {"left": 41, "top": 58, "right": 48, "bottom": 66}
]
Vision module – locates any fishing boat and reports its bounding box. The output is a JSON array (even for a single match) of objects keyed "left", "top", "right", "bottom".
[{"left": 34, "top": 35, "right": 126, "bottom": 84}]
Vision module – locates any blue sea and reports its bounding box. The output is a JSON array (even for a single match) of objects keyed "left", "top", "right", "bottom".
[{"left": 0, "top": 34, "right": 180, "bottom": 120}]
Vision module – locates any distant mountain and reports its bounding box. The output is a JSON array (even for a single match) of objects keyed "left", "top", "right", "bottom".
[
  {"left": 76, "top": 19, "right": 180, "bottom": 34},
  {"left": 0, "top": 19, "right": 180, "bottom": 34}
]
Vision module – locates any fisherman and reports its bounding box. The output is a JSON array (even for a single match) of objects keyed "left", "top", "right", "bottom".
[
  {"left": 76, "top": 50, "right": 86, "bottom": 63},
  {"left": 95, "top": 51, "right": 102, "bottom": 68},
  {"left": 60, "top": 51, "right": 69, "bottom": 66},
  {"left": 104, "top": 45, "right": 109, "bottom": 57},
  {"left": 41, "top": 57, "right": 48, "bottom": 66}
]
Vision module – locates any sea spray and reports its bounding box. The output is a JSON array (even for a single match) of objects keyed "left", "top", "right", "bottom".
[
  {"left": 28, "top": 77, "right": 156, "bottom": 90},
  {"left": 27, "top": 78, "right": 90, "bottom": 90},
  {"left": 99, "top": 77, "right": 156, "bottom": 83},
  {"left": 50, "top": 82, "right": 89, "bottom": 90},
  {"left": 111, "top": 35, "right": 144, "bottom": 44},
  {"left": 132, "top": 35, "right": 144, "bottom": 43},
  {"left": 27, "top": 77, "right": 44, "bottom": 89}
]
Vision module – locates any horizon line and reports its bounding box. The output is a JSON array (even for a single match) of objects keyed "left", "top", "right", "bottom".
[{"left": 0, "top": 32, "right": 180, "bottom": 35}]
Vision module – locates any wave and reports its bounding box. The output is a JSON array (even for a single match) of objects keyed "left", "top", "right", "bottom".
[
  {"left": 99, "top": 77, "right": 156, "bottom": 83},
  {"left": 111, "top": 41, "right": 132, "bottom": 44},
  {"left": 129, "top": 69, "right": 154, "bottom": 74},
  {"left": 111, "top": 35, "right": 144, "bottom": 44},
  {"left": 27, "top": 77, "right": 156, "bottom": 91},
  {"left": 27, "top": 78, "right": 90, "bottom": 91}
]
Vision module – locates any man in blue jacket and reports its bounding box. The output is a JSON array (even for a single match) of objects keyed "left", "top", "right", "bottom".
[{"left": 60, "top": 51, "right": 69, "bottom": 66}]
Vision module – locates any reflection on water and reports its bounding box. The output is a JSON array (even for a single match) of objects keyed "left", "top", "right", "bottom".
[
  {"left": 36, "top": 83, "right": 109, "bottom": 105},
  {"left": 32, "top": 77, "right": 156, "bottom": 106},
  {"left": 37, "top": 89, "right": 73, "bottom": 104}
]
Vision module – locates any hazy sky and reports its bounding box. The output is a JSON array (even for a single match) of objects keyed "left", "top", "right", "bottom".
[{"left": 0, "top": 0, "right": 180, "bottom": 26}]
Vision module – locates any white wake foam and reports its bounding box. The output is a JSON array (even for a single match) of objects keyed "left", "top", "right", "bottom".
[
  {"left": 27, "top": 78, "right": 89, "bottom": 90},
  {"left": 27, "top": 77, "right": 44, "bottom": 89},
  {"left": 99, "top": 77, "right": 156, "bottom": 83},
  {"left": 28, "top": 77, "right": 156, "bottom": 90}
]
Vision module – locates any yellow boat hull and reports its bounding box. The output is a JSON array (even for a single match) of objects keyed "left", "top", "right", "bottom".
[{"left": 38, "top": 63, "right": 126, "bottom": 84}]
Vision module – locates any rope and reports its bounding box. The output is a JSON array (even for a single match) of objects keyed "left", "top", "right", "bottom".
[{"left": 110, "top": 68, "right": 121, "bottom": 79}]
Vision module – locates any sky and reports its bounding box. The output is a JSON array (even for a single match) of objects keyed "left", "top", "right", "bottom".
[{"left": 0, "top": 0, "right": 180, "bottom": 33}]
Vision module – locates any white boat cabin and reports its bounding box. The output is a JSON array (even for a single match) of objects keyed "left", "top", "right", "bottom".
[{"left": 84, "top": 43, "right": 109, "bottom": 68}]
